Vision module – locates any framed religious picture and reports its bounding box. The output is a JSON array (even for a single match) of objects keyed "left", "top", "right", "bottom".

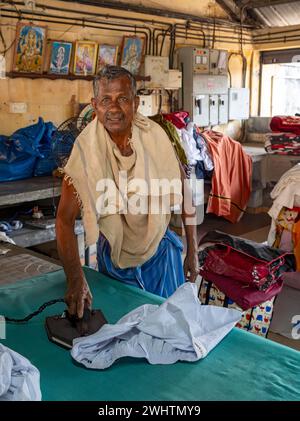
[
  {"left": 48, "top": 41, "right": 73, "bottom": 75},
  {"left": 73, "top": 41, "right": 97, "bottom": 76},
  {"left": 120, "top": 36, "right": 145, "bottom": 75},
  {"left": 96, "top": 44, "right": 119, "bottom": 73},
  {"left": 13, "top": 22, "right": 47, "bottom": 73}
]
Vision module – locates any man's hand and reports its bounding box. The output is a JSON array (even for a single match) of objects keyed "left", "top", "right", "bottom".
[
  {"left": 183, "top": 250, "right": 199, "bottom": 283},
  {"left": 65, "top": 278, "right": 93, "bottom": 319}
]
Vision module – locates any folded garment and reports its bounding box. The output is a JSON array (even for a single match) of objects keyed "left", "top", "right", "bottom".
[
  {"left": 270, "top": 115, "right": 300, "bottom": 135},
  {"left": 71, "top": 282, "right": 241, "bottom": 369},
  {"left": 0, "top": 343, "right": 41, "bottom": 401},
  {"left": 200, "top": 268, "right": 283, "bottom": 311}
]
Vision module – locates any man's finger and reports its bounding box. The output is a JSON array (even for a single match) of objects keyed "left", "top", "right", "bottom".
[
  {"left": 68, "top": 298, "right": 77, "bottom": 316},
  {"left": 77, "top": 297, "right": 85, "bottom": 319},
  {"left": 86, "top": 294, "right": 92, "bottom": 309},
  {"left": 183, "top": 262, "right": 188, "bottom": 279}
]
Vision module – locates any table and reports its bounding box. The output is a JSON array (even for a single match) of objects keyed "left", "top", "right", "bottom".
[
  {"left": 0, "top": 176, "right": 65, "bottom": 248},
  {"left": 0, "top": 176, "right": 61, "bottom": 207},
  {"left": 0, "top": 176, "right": 86, "bottom": 261},
  {"left": 1, "top": 267, "right": 300, "bottom": 401},
  {"left": 0, "top": 244, "right": 61, "bottom": 286}
]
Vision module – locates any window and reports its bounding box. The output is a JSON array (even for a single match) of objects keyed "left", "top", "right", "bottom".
[{"left": 260, "top": 49, "right": 300, "bottom": 117}]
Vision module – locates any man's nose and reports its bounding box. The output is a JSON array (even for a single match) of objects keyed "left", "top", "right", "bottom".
[{"left": 107, "top": 100, "right": 122, "bottom": 112}]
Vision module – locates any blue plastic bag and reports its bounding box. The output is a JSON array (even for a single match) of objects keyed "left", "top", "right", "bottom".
[
  {"left": 33, "top": 122, "right": 57, "bottom": 176},
  {"left": 0, "top": 118, "right": 45, "bottom": 182}
]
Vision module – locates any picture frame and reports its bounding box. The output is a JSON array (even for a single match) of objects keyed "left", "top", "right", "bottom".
[
  {"left": 13, "top": 22, "right": 47, "bottom": 74},
  {"left": 73, "top": 41, "right": 98, "bottom": 76},
  {"left": 48, "top": 40, "right": 73, "bottom": 75},
  {"left": 96, "top": 44, "right": 119, "bottom": 73},
  {"left": 120, "top": 36, "right": 145, "bottom": 75}
]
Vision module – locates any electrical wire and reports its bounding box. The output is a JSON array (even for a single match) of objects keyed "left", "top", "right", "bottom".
[{"left": 5, "top": 298, "right": 65, "bottom": 323}]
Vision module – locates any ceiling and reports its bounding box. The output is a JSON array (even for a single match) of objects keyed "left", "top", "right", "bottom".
[
  {"left": 216, "top": 0, "right": 300, "bottom": 27},
  {"left": 56, "top": 1, "right": 300, "bottom": 29}
]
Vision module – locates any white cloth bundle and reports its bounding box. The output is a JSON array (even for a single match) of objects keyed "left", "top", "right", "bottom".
[
  {"left": 0, "top": 343, "right": 41, "bottom": 401},
  {"left": 71, "top": 282, "right": 241, "bottom": 369}
]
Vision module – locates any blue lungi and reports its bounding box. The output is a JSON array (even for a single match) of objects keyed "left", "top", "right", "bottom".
[{"left": 97, "top": 229, "right": 185, "bottom": 298}]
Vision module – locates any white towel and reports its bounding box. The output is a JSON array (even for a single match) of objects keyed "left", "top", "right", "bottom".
[
  {"left": 0, "top": 343, "right": 41, "bottom": 401},
  {"left": 71, "top": 282, "right": 241, "bottom": 369}
]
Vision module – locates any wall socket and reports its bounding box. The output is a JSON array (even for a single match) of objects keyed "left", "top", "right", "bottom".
[{"left": 9, "top": 102, "right": 28, "bottom": 113}]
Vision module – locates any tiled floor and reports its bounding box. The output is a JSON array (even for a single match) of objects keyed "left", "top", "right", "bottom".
[{"left": 196, "top": 211, "right": 271, "bottom": 243}]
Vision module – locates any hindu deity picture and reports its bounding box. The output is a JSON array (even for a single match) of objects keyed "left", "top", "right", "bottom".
[
  {"left": 73, "top": 41, "right": 97, "bottom": 76},
  {"left": 13, "top": 23, "right": 47, "bottom": 73},
  {"left": 49, "top": 41, "right": 73, "bottom": 75},
  {"left": 120, "top": 36, "right": 144, "bottom": 75},
  {"left": 97, "top": 44, "right": 118, "bottom": 73}
]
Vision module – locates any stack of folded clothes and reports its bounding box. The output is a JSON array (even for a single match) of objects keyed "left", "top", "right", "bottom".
[{"left": 265, "top": 116, "right": 300, "bottom": 155}]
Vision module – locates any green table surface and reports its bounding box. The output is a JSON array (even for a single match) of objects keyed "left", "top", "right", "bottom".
[{"left": 1, "top": 267, "right": 300, "bottom": 401}]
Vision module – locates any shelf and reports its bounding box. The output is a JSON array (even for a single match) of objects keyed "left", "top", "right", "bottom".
[
  {"left": 9, "top": 220, "right": 84, "bottom": 248},
  {"left": 0, "top": 176, "right": 62, "bottom": 207},
  {"left": 6, "top": 72, "right": 151, "bottom": 82}
]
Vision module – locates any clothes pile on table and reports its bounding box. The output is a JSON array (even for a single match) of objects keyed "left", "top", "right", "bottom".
[
  {"left": 265, "top": 115, "right": 300, "bottom": 155},
  {"left": 198, "top": 230, "right": 296, "bottom": 337},
  {"left": 266, "top": 163, "right": 300, "bottom": 337}
]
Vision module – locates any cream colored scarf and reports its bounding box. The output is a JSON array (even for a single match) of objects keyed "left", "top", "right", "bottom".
[{"left": 63, "top": 112, "right": 182, "bottom": 268}]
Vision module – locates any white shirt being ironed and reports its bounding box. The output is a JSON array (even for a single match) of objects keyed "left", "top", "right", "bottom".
[{"left": 71, "top": 282, "right": 241, "bottom": 369}]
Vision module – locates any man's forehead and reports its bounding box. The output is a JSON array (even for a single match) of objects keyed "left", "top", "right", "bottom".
[{"left": 97, "top": 76, "right": 132, "bottom": 92}]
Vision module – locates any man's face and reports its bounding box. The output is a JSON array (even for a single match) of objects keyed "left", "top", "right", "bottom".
[{"left": 92, "top": 76, "right": 139, "bottom": 136}]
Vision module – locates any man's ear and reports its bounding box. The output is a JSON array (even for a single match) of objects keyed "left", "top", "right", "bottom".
[
  {"left": 91, "top": 98, "right": 97, "bottom": 109},
  {"left": 134, "top": 95, "right": 140, "bottom": 112}
]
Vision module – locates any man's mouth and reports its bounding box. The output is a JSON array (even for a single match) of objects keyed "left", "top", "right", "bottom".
[{"left": 107, "top": 115, "right": 124, "bottom": 122}]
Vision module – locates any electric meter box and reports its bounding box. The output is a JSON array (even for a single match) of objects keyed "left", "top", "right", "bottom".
[
  {"left": 178, "top": 47, "right": 210, "bottom": 75},
  {"left": 178, "top": 47, "right": 229, "bottom": 126}
]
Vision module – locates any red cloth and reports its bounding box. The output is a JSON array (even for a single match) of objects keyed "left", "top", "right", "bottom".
[
  {"left": 270, "top": 116, "right": 300, "bottom": 135},
  {"left": 200, "top": 269, "right": 283, "bottom": 310},
  {"left": 162, "top": 111, "right": 189, "bottom": 129},
  {"left": 202, "top": 130, "right": 252, "bottom": 223}
]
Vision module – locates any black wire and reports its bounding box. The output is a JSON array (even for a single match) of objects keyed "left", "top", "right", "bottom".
[
  {"left": 211, "top": 17, "right": 215, "bottom": 49},
  {"left": 5, "top": 298, "right": 65, "bottom": 323},
  {"left": 158, "top": 92, "right": 162, "bottom": 114},
  {"left": 0, "top": 27, "right": 7, "bottom": 51}
]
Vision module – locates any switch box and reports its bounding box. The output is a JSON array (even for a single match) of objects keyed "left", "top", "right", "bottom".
[
  {"left": 9, "top": 102, "right": 27, "bottom": 113},
  {"left": 210, "top": 49, "right": 228, "bottom": 75},
  {"left": 164, "top": 69, "right": 182, "bottom": 90},
  {"left": 138, "top": 94, "right": 156, "bottom": 116},
  {"left": 229, "top": 88, "right": 250, "bottom": 120},
  {"left": 142, "top": 55, "right": 169, "bottom": 89}
]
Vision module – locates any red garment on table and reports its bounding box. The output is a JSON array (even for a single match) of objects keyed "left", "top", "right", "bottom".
[
  {"left": 202, "top": 130, "right": 252, "bottom": 223},
  {"left": 162, "top": 111, "right": 189, "bottom": 129},
  {"left": 270, "top": 116, "right": 300, "bottom": 135},
  {"left": 200, "top": 269, "right": 283, "bottom": 311}
]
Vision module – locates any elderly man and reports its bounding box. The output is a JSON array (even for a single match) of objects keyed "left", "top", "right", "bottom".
[{"left": 56, "top": 65, "right": 198, "bottom": 318}]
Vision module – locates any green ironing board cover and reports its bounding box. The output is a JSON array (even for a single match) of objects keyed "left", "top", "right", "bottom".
[{"left": 1, "top": 267, "right": 300, "bottom": 401}]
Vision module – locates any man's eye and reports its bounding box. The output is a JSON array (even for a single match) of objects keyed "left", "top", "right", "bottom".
[
  {"left": 119, "top": 97, "right": 128, "bottom": 103},
  {"left": 101, "top": 98, "right": 111, "bottom": 105}
]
